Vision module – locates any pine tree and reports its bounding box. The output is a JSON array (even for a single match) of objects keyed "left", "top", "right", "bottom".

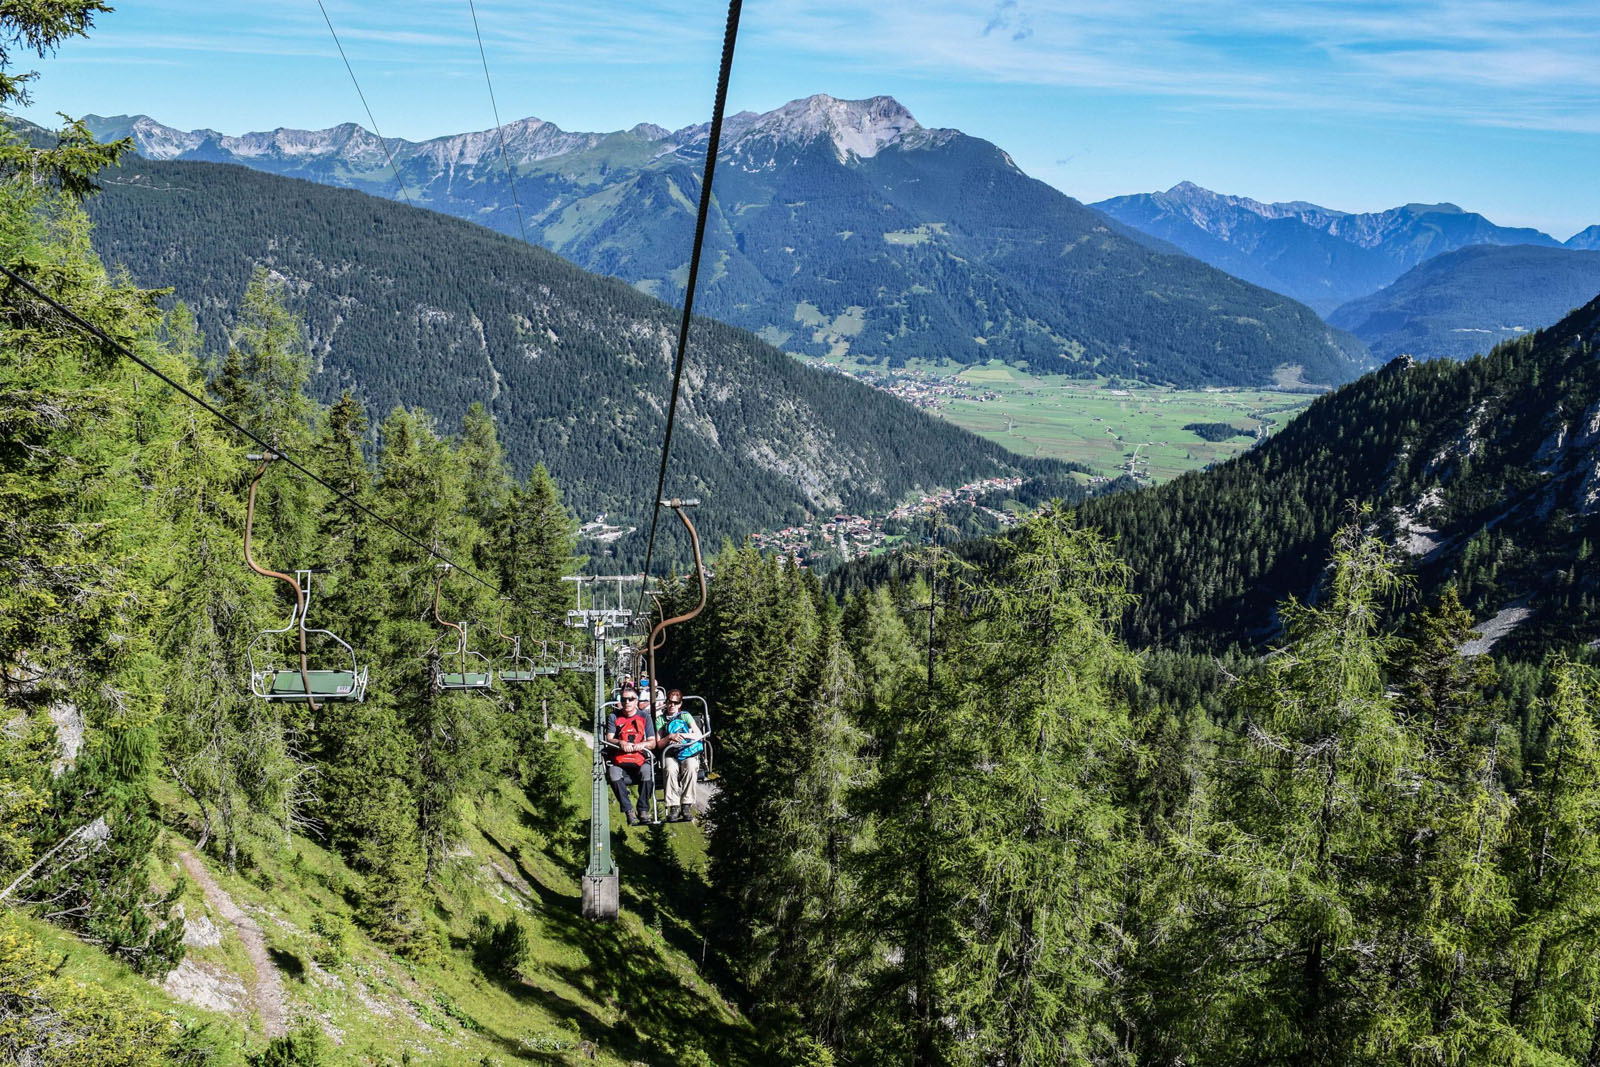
[
  {"left": 935, "top": 513, "right": 1139, "bottom": 1066},
  {"left": 1503, "top": 660, "right": 1600, "bottom": 1059},
  {"left": 1186, "top": 523, "right": 1410, "bottom": 1063},
  {"left": 1371, "top": 590, "right": 1512, "bottom": 1063},
  {"left": 494, "top": 462, "right": 580, "bottom": 640},
  {"left": 0, "top": 154, "right": 188, "bottom": 975}
]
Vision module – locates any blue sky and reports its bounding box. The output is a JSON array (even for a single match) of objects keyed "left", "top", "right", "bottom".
[{"left": 18, "top": 0, "right": 1600, "bottom": 238}]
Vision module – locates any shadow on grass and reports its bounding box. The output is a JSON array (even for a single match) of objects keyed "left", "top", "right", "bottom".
[
  {"left": 477, "top": 822, "right": 761, "bottom": 1066},
  {"left": 266, "top": 947, "right": 305, "bottom": 982}
]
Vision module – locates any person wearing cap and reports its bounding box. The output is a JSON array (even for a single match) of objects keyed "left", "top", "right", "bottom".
[
  {"left": 604, "top": 688, "right": 659, "bottom": 825},
  {"left": 661, "top": 689, "right": 704, "bottom": 822}
]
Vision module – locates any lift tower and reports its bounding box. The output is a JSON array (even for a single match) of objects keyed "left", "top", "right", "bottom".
[{"left": 563, "top": 574, "right": 642, "bottom": 921}]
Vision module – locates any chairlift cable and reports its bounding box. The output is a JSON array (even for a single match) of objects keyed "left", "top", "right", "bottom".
[
  {"left": 632, "top": 0, "right": 742, "bottom": 619},
  {"left": 466, "top": 0, "right": 531, "bottom": 245},
  {"left": 0, "top": 262, "right": 512, "bottom": 604},
  {"left": 315, "top": 0, "right": 415, "bottom": 205}
]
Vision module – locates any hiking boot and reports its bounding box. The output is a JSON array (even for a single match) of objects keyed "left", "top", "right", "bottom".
[
  {"left": 666, "top": 805, "right": 682, "bottom": 822},
  {"left": 625, "top": 811, "right": 640, "bottom": 826}
]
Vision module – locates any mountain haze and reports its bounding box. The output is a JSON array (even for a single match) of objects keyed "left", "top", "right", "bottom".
[
  {"left": 86, "top": 98, "right": 1369, "bottom": 388},
  {"left": 1327, "top": 244, "right": 1600, "bottom": 362},
  {"left": 1567, "top": 225, "right": 1600, "bottom": 251},
  {"left": 1094, "top": 181, "right": 1572, "bottom": 315},
  {"left": 85, "top": 155, "right": 1078, "bottom": 556}
]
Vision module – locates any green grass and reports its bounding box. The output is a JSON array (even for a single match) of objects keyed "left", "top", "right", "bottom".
[
  {"left": 31, "top": 733, "right": 754, "bottom": 1066},
  {"left": 803, "top": 357, "right": 1317, "bottom": 483}
]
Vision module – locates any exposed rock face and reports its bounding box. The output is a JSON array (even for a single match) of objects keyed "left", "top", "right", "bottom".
[
  {"left": 92, "top": 95, "right": 922, "bottom": 172},
  {"left": 734, "top": 94, "right": 921, "bottom": 161},
  {"left": 48, "top": 699, "right": 82, "bottom": 775}
]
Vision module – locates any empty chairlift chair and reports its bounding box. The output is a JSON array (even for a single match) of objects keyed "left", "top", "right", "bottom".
[
  {"left": 494, "top": 601, "right": 558, "bottom": 684},
  {"left": 498, "top": 635, "right": 539, "bottom": 684},
  {"left": 243, "top": 455, "right": 368, "bottom": 706},
  {"left": 432, "top": 564, "right": 494, "bottom": 692}
]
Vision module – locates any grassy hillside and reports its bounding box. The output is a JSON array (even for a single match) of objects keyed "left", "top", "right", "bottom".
[{"left": 11, "top": 732, "right": 751, "bottom": 1066}]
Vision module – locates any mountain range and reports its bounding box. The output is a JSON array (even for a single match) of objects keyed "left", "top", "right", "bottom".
[
  {"left": 84, "top": 98, "right": 1369, "bottom": 389},
  {"left": 1093, "top": 181, "right": 1592, "bottom": 316},
  {"left": 1327, "top": 244, "right": 1600, "bottom": 362},
  {"left": 84, "top": 154, "right": 1082, "bottom": 557}
]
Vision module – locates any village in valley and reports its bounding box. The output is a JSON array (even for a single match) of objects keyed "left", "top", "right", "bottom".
[{"left": 746, "top": 475, "right": 1025, "bottom": 567}]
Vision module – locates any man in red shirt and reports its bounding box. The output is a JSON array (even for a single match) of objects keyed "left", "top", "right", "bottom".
[{"left": 604, "top": 688, "right": 659, "bottom": 825}]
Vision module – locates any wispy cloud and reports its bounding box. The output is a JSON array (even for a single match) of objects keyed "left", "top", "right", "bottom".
[
  {"left": 750, "top": 0, "right": 1600, "bottom": 134},
  {"left": 36, "top": 0, "right": 1600, "bottom": 141}
]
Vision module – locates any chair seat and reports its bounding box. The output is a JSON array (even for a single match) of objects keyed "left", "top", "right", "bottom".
[
  {"left": 499, "top": 670, "right": 536, "bottom": 683},
  {"left": 266, "top": 670, "right": 362, "bottom": 700},
  {"left": 438, "top": 672, "right": 492, "bottom": 689}
]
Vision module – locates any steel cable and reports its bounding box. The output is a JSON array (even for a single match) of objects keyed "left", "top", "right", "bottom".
[
  {"left": 315, "top": 0, "right": 416, "bottom": 205},
  {"left": 633, "top": 0, "right": 742, "bottom": 618},
  {"left": 0, "top": 261, "right": 512, "bottom": 602},
  {"left": 467, "top": 0, "right": 531, "bottom": 245}
]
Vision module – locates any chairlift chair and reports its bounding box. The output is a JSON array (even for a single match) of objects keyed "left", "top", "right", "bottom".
[
  {"left": 492, "top": 600, "right": 547, "bottom": 684},
  {"left": 432, "top": 565, "right": 494, "bottom": 692},
  {"left": 243, "top": 455, "right": 368, "bottom": 706},
  {"left": 246, "top": 570, "right": 369, "bottom": 703},
  {"left": 660, "top": 694, "right": 714, "bottom": 781}
]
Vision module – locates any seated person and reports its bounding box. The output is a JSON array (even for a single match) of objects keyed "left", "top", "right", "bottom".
[
  {"left": 604, "top": 688, "right": 658, "bottom": 825},
  {"left": 662, "top": 689, "right": 704, "bottom": 822}
]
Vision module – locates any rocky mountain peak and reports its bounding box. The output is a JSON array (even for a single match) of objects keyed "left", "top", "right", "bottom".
[{"left": 737, "top": 94, "right": 921, "bottom": 160}]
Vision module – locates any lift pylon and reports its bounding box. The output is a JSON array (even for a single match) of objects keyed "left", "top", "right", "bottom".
[{"left": 563, "top": 573, "right": 643, "bottom": 922}]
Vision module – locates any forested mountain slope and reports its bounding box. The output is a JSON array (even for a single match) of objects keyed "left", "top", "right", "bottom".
[
  {"left": 85, "top": 154, "right": 1079, "bottom": 555},
  {"left": 87, "top": 99, "right": 1370, "bottom": 387},
  {"left": 1074, "top": 295, "right": 1600, "bottom": 653},
  {"left": 835, "top": 297, "right": 1600, "bottom": 655},
  {"left": 1094, "top": 181, "right": 1571, "bottom": 315},
  {"left": 1327, "top": 244, "right": 1600, "bottom": 362}
]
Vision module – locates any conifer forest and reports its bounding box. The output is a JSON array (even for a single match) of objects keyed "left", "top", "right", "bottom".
[{"left": 5, "top": 4, "right": 1600, "bottom": 1067}]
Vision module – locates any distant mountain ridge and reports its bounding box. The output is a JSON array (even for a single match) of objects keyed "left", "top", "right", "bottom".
[
  {"left": 1093, "top": 181, "right": 1587, "bottom": 316},
  {"left": 1567, "top": 225, "right": 1600, "bottom": 251},
  {"left": 84, "top": 98, "right": 1369, "bottom": 389},
  {"left": 1327, "top": 244, "right": 1600, "bottom": 362}
]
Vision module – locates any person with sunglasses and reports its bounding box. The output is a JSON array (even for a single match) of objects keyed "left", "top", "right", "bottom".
[
  {"left": 661, "top": 688, "right": 704, "bottom": 822},
  {"left": 604, "top": 688, "right": 659, "bottom": 825}
]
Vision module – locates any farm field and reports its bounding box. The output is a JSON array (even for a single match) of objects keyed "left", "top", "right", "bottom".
[{"left": 808, "top": 357, "right": 1319, "bottom": 483}]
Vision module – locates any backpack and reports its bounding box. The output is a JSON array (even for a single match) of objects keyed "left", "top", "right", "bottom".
[
  {"left": 666, "top": 713, "right": 704, "bottom": 761},
  {"left": 613, "top": 714, "right": 648, "bottom": 766}
]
